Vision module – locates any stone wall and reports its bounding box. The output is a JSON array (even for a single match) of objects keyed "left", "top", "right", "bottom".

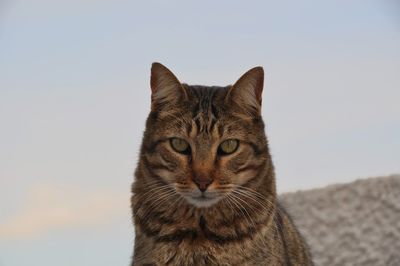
[{"left": 280, "top": 175, "right": 400, "bottom": 266}]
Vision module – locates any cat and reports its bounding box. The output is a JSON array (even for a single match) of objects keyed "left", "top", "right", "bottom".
[{"left": 131, "top": 63, "right": 313, "bottom": 266}]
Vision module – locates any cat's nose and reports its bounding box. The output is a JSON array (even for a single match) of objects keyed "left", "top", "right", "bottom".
[{"left": 193, "top": 177, "right": 212, "bottom": 192}]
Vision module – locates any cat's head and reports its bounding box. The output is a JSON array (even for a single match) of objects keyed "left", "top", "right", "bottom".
[{"left": 139, "top": 63, "right": 271, "bottom": 208}]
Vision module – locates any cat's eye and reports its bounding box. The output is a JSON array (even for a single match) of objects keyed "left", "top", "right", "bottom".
[
  {"left": 218, "top": 139, "right": 239, "bottom": 155},
  {"left": 170, "top": 138, "right": 190, "bottom": 154}
]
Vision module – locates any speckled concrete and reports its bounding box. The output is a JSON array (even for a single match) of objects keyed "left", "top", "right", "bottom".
[{"left": 280, "top": 175, "right": 400, "bottom": 266}]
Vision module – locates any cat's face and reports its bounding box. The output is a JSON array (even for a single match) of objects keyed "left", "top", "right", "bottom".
[{"left": 141, "top": 63, "right": 268, "bottom": 208}]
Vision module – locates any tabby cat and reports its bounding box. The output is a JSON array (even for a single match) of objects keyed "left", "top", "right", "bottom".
[{"left": 131, "top": 63, "right": 313, "bottom": 265}]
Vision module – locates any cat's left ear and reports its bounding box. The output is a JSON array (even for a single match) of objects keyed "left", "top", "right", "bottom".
[{"left": 226, "top": 66, "right": 264, "bottom": 117}]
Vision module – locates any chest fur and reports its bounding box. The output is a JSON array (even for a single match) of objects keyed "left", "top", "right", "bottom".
[
  {"left": 133, "top": 231, "right": 283, "bottom": 266},
  {"left": 135, "top": 239, "right": 252, "bottom": 266}
]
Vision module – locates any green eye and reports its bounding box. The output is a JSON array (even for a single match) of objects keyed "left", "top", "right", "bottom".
[
  {"left": 170, "top": 138, "right": 190, "bottom": 154},
  {"left": 219, "top": 139, "right": 239, "bottom": 155}
]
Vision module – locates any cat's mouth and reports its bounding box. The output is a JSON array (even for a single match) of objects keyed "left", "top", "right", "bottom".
[{"left": 185, "top": 193, "right": 222, "bottom": 208}]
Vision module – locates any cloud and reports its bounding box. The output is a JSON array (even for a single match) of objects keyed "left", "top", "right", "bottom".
[{"left": 0, "top": 183, "right": 128, "bottom": 240}]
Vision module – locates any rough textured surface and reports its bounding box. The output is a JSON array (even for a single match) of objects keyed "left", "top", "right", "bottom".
[{"left": 280, "top": 175, "right": 400, "bottom": 266}]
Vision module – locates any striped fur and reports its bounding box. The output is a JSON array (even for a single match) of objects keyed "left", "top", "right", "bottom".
[{"left": 131, "top": 63, "right": 313, "bottom": 265}]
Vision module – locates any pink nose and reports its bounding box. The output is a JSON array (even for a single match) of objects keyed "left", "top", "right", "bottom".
[{"left": 193, "top": 178, "right": 212, "bottom": 192}]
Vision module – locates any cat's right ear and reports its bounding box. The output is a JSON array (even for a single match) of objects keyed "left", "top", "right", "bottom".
[
  {"left": 150, "top": 62, "right": 187, "bottom": 111},
  {"left": 225, "top": 66, "right": 264, "bottom": 117}
]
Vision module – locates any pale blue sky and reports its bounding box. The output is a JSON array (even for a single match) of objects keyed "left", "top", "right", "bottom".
[{"left": 1, "top": 1, "right": 399, "bottom": 265}]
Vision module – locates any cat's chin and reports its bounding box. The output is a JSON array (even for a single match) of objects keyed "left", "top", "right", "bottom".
[{"left": 185, "top": 195, "right": 222, "bottom": 208}]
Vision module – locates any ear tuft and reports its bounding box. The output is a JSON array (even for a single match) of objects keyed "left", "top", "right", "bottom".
[
  {"left": 150, "top": 62, "right": 186, "bottom": 109},
  {"left": 226, "top": 66, "right": 264, "bottom": 116}
]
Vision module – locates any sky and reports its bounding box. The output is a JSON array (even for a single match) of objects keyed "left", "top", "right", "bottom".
[{"left": 0, "top": 0, "right": 399, "bottom": 265}]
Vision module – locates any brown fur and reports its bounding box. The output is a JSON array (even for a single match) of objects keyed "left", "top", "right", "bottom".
[{"left": 131, "top": 63, "right": 313, "bottom": 265}]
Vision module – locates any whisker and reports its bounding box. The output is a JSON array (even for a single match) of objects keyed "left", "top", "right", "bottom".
[
  {"left": 227, "top": 194, "right": 281, "bottom": 260},
  {"left": 231, "top": 189, "right": 285, "bottom": 240},
  {"left": 141, "top": 191, "right": 179, "bottom": 221},
  {"left": 138, "top": 184, "right": 173, "bottom": 200}
]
